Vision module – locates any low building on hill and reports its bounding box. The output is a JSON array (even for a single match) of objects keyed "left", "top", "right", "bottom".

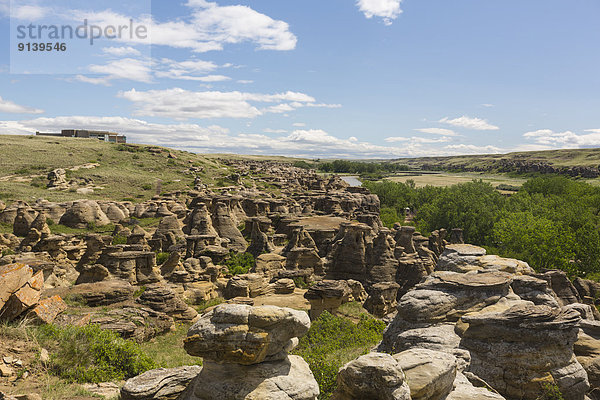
[{"left": 36, "top": 129, "right": 126, "bottom": 143}]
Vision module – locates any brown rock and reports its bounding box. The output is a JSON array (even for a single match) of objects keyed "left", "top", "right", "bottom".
[{"left": 26, "top": 295, "right": 67, "bottom": 324}]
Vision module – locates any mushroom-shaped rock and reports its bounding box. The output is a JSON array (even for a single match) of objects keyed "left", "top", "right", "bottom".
[
  {"left": 183, "top": 304, "right": 310, "bottom": 365},
  {"left": 460, "top": 304, "right": 589, "bottom": 400},
  {"left": 304, "top": 280, "right": 351, "bottom": 319},
  {"left": 331, "top": 352, "right": 411, "bottom": 400}
]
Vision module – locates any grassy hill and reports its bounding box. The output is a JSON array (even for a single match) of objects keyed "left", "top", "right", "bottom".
[
  {"left": 0, "top": 135, "right": 242, "bottom": 203},
  {"left": 398, "top": 148, "right": 600, "bottom": 170}
]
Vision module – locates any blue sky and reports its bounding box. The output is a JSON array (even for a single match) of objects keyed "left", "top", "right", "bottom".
[{"left": 0, "top": 0, "right": 599, "bottom": 158}]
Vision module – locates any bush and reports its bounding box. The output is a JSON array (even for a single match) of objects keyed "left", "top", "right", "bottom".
[
  {"left": 225, "top": 252, "right": 255, "bottom": 275},
  {"left": 141, "top": 183, "right": 153, "bottom": 191},
  {"left": 293, "top": 160, "right": 314, "bottom": 170},
  {"left": 291, "top": 312, "right": 385, "bottom": 399},
  {"left": 37, "top": 324, "right": 156, "bottom": 383},
  {"left": 112, "top": 235, "right": 128, "bottom": 245},
  {"left": 156, "top": 252, "right": 170, "bottom": 265}
]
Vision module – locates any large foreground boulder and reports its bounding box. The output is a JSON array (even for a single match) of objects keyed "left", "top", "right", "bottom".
[
  {"left": 181, "top": 304, "right": 319, "bottom": 400},
  {"left": 460, "top": 303, "right": 589, "bottom": 400},
  {"left": 121, "top": 366, "right": 201, "bottom": 400},
  {"left": 331, "top": 352, "right": 411, "bottom": 400}
]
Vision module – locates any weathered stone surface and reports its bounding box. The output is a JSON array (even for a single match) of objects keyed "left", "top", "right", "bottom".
[
  {"left": 574, "top": 278, "right": 600, "bottom": 306},
  {"left": 26, "top": 295, "right": 67, "bottom": 324},
  {"left": 396, "top": 271, "right": 513, "bottom": 323},
  {"left": 1, "top": 271, "right": 42, "bottom": 321},
  {"left": 346, "top": 279, "right": 367, "bottom": 302},
  {"left": 511, "top": 275, "right": 560, "bottom": 307},
  {"left": 60, "top": 200, "right": 111, "bottom": 228},
  {"left": 0, "top": 263, "right": 33, "bottom": 310},
  {"left": 272, "top": 278, "right": 295, "bottom": 294},
  {"left": 211, "top": 202, "right": 247, "bottom": 252},
  {"left": 180, "top": 355, "right": 319, "bottom": 400},
  {"left": 331, "top": 352, "right": 411, "bottom": 400},
  {"left": 67, "top": 280, "right": 135, "bottom": 306},
  {"left": 393, "top": 348, "right": 457, "bottom": 400},
  {"left": 138, "top": 285, "right": 198, "bottom": 322},
  {"left": 246, "top": 220, "right": 274, "bottom": 259},
  {"left": 253, "top": 253, "right": 286, "bottom": 280},
  {"left": 121, "top": 365, "right": 202, "bottom": 400},
  {"left": 445, "top": 372, "right": 506, "bottom": 400},
  {"left": 184, "top": 304, "right": 310, "bottom": 365},
  {"left": 364, "top": 281, "right": 399, "bottom": 318},
  {"left": 534, "top": 270, "right": 581, "bottom": 306},
  {"left": 305, "top": 280, "right": 351, "bottom": 319},
  {"left": 438, "top": 244, "right": 533, "bottom": 274},
  {"left": 460, "top": 304, "right": 589, "bottom": 400}
]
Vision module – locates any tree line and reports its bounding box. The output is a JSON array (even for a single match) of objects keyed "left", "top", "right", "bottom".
[{"left": 364, "top": 176, "right": 600, "bottom": 279}]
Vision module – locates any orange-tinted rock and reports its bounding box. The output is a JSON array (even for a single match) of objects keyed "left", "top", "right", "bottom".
[
  {"left": 27, "top": 295, "right": 67, "bottom": 324},
  {"left": 2, "top": 283, "right": 41, "bottom": 321},
  {"left": 0, "top": 263, "right": 33, "bottom": 309}
]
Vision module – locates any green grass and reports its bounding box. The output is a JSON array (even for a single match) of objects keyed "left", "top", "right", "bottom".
[
  {"left": 36, "top": 324, "right": 157, "bottom": 383},
  {"left": 0, "top": 222, "right": 12, "bottom": 234},
  {"left": 195, "top": 297, "right": 225, "bottom": 313},
  {"left": 139, "top": 323, "right": 202, "bottom": 368},
  {"left": 291, "top": 311, "right": 386, "bottom": 399},
  {"left": 0, "top": 135, "right": 228, "bottom": 203}
]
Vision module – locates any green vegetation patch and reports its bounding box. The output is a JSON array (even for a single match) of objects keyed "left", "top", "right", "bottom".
[
  {"left": 291, "top": 311, "right": 385, "bottom": 399},
  {"left": 225, "top": 251, "right": 255, "bottom": 275},
  {"left": 37, "top": 324, "right": 156, "bottom": 383}
]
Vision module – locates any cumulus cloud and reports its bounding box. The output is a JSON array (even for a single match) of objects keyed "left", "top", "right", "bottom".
[
  {"left": 75, "top": 58, "right": 153, "bottom": 86},
  {"left": 356, "top": 0, "right": 402, "bottom": 25},
  {"left": 102, "top": 47, "right": 142, "bottom": 57},
  {"left": 414, "top": 128, "right": 458, "bottom": 136},
  {"left": 523, "top": 129, "right": 600, "bottom": 148},
  {"left": 73, "top": 1, "right": 296, "bottom": 53},
  {"left": 118, "top": 88, "right": 339, "bottom": 119},
  {"left": 385, "top": 136, "right": 452, "bottom": 144},
  {"left": 0, "top": 96, "right": 44, "bottom": 114},
  {"left": 444, "top": 144, "right": 502, "bottom": 154},
  {"left": 439, "top": 116, "right": 500, "bottom": 131},
  {"left": 0, "top": 116, "right": 498, "bottom": 158}
]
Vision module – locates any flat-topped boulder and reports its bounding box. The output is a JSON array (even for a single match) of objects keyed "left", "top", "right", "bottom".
[
  {"left": 397, "top": 271, "right": 513, "bottom": 323},
  {"left": 438, "top": 244, "right": 533, "bottom": 275},
  {"left": 331, "top": 352, "right": 411, "bottom": 400},
  {"left": 304, "top": 280, "right": 351, "bottom": 319},
  {"left": 184, "top": 304, "right": 310, "bottom": 365},
  {"left": 460, "top": 304, "right": 589, "bottom": 399}
]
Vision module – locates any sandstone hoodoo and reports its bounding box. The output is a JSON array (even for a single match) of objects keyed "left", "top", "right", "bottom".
[
  {"left": 3, "top": 155, "right": 600, "bottom": 400},
  {"left": 179, "top": 304, "right": 319, "bottom": 399}
]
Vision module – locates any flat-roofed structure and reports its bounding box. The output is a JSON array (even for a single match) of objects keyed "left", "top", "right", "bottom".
[{"left": 36, "top": 129, "right": 126, "bottom": 143}]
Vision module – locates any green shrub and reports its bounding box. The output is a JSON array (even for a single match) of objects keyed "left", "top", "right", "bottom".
[
  {"left": 293, "top": 276, "right": 311, "bottom": 289},
  {"left": 538, "top": 383, "right": 565, "bottom": 400},
  {"left": 112, "top": 235, "right": 128, "bottom": 245},
  {"left": 196, "top": 297, "right": 225, "bottom": 312},
  {"left": 156, "top": 252, "right": 170, "bottom": 265},
  {"left": 141, "top": 183, "right": 153, "bottom": 191},
  {"left": 291, "top": 312, "right": 385, "bottom": 399},
  {"left": 1, "top": 248, "right": 15, "bottom": 257},
  {"left": 37, "top": 324, "right": 156, "bottom": 383},
  {"left": 293, "top": 160, "right": 314, "bottom": 170},
  {"left": 225, "top": 252, "right": 255, "bottom": 275}
]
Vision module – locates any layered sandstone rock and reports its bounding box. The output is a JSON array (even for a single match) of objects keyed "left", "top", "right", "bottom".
[
  {"left": 304, "top": 280, "right": 351, "bottom": 319},
  {"left": 181, "top": 304, "right": 319, "bottom": 400},
  {"left": 331, "top": 353, "right": 411, "bottom": 400},
  {"left": 460, "top": 304, "right": 589, "bottom": 399}
]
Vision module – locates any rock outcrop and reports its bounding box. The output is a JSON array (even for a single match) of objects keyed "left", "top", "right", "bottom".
[{"left": 181, "top": 304, "right": 319, "bottom": 399}]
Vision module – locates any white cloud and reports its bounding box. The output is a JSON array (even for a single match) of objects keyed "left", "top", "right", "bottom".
[
  {"left": 439, "top": 115, "right": 500, "bottom": 131},
  {"left": 293, "top": 122, "right": 306, "bottom": 127},
  {"left": 385, "top": 136, "right": 452, "bottom": 144},
  {"left": 75, "top": 2, "right": 296, "bottom": 53},
  {"left": 481, "top": 104, "right": 495, "bottom": 108},
  {"left": 523, "top": 129, "right": 600, "bottom": 148},
  {"left": 0, "top": 116, "right": 499, "bottom": 159},
  {"left": 10, "top": 4, "right": 49, "bottom": 20},
  {"left": 0, "top": 96, "right": 44, "bottom": 114},
  {"left": 237, "top": 80, "right": 254, "bottom": 84},
  {"left": 444, "top": 144, "right": 502, "bottom": 154},
  {"left": 118, "top": 88, "right": 339, "bottom": 119},
  {"left": 75, "top": 58, "right": 153, "bottom": 85},
  {"left": 356, "top": 0, "right": 402, "bottom": 25},
  {"left": 102, "top": 47, "right": 142, "bottom": 57},
  {"left": 263, "top": 128, "right": 287, "bottom": 133},
  {"left": 414, "top": 128, "right": 458, "bottom": 136}
]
